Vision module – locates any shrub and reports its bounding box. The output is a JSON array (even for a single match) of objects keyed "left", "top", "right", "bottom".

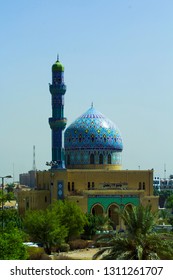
[
  {"left": 59, "top": 243, "right": 70, "bottom": 252},
  {"left": 0, "top": 229, "right": 28, "bottom": 260},
  {"left": 27, "top": 247, "right": 51, "bottom": 260},
  {"left": 69, "top": 239, "right": 89, "bottom": 250}
]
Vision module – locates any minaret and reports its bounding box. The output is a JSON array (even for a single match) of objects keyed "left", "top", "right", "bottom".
[{"left": 48, "top": 56, "right": 67, "bottom": 169}]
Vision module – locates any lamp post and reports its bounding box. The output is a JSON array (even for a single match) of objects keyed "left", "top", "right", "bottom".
[{"left": 0, "top": 175, "right": 12, "bottom": 229}]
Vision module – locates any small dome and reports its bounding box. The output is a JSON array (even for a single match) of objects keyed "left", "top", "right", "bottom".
[
  {"left": 64, "top": 106, "right": 123, "bottom": 151},
  {"left": 52, "top": 60, "right": 64, "bottom": 72}
]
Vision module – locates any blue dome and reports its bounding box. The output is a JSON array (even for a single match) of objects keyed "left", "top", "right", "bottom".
[{"left": 64, "top": 107, "right": 123, "bottom": 151}]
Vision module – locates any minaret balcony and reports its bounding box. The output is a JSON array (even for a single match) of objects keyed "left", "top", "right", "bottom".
[
  {"left": 49, "top": 84, "right": 66, "bottom": 95},
  {"left": 49, "top": 117, "right": 67, "bottom": 129}
]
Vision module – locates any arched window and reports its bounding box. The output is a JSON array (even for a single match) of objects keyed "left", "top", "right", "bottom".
[
  {"left": 79, "top": 134, "right": 82, "bottom": 142},
  {"left": 91, "top": 204, "right": 104, "bottom": 216},
  {"left": 108, "top": 154, "right": 112, "bottom": 164},
  {"left": 90, "top": 153, "right": 95, "bottom": 164},
  {"left": 107, "top": 204, "right": 119, "bottom": 228},
  {"left": 99, "top": 154, "right": 103, "bottom": 164},
  {"left": 91, "top": 134, "right": 95, "bottom": 142}
]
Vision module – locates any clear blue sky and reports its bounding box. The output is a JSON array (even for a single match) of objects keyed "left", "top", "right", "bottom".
[{"left": 1, "top": 0, "right": 173, "bottom": 182}]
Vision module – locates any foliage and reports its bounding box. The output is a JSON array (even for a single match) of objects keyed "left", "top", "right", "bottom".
[
  {"left": 159, "top": 190, "right": 173, "bottom": 198},
  {"left": 94, "top": 233, "right": 173, "bottom": 260},
  {"left": 165, "top": 194, "right": 173, "bottom": 210},
  {"left": 0, "top": 228, "right": 28, "bottom": 260},
  {"left": 83, "top": 214, "right": 97, "bottom": 238},
  {"left": 49, "top": 200, "right": 88, "bottom": 240},
  {"left": 23, "top": 207, "right": 68, "bottom": 254},
  {"left": 94, "top": 215, "right": 113, "bottom": 231},
  {"left": 158, "top": 209, "right": 171, "bottom": 225},
  {"left": 120, "top": 205, "right": 157, "bottom": 236},
  {"left": 58, "top": 243, "right": 70, "bottom": 252},
  {"left": 26, "top": 247, "right": 51, "bottom": 260},
  {"left": 168, "top": 216, "right": 173, "bottom": 229},
  {"left": 153, "top": 189, "right": 160, "bottom": 196},
  {"left": 93, "top": 205, "right": 173, "bottom": 260},
  {"left": 0, "top": 191, "right": 15, "bottom": 205},
  {"left": 83, "top": 214, "right": 113, "bottom": 238},
  {"left": 6, "top": 183, "right": 15, "bottom": 193},
  {"left": 158, "top": 190, "right": 173, "bottom": 207},
  {"left": 69, "top": 239, "right": 89, "bottom": 250},
  {"left": 23, "top": 200, "right": 87, "bottom": 254},
  {"left": 0, "top": 209, "right": 23, "bottom": 230},
  {"left": 52, "top": 243, "right": 70, "bottom": 253}
]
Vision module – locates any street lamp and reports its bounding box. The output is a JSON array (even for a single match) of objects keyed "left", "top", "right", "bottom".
[{"left": 0, "top": 175, "right": 12, "bottom": 229}]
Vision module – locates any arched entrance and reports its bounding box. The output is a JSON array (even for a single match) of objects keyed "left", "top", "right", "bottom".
[
  {"left": 125, "top": 203, "right": 133, "bottom": 212},
  {"left": 124, "top": 204, "right": 133, "bottom": 226},
  {"left": 91, "top": 204, "right": 104, "bottom": 216},
  {"left": 107, "top": 204, "right": 119, "bottom": 229}
]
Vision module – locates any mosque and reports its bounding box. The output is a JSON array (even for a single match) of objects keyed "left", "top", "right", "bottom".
[{"left": 18, "top": 57, "right": 158, "bottom": 229}]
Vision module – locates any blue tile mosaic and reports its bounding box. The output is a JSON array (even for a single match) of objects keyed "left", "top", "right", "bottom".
[{"left": 64, "top": 107, "right": 123, "bottom": 166}]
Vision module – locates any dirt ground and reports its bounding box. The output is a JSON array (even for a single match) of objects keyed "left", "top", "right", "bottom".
[{"left": 55, "top": 248, "right": 100, "bottom": 260}]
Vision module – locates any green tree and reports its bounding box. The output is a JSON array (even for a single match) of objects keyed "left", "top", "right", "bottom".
[
  {"left": 50, "top": 200, "right": 88, "bottom": 240},
  {"left": 84, "top": 214, "right": 113, "bottom": 238},
  {"left": 0, "top": 209, "right": 23, "bottom": 230},
  {"left": 0, "top": 228, "right": 28, "bottom": 260},
  {"left": 159, "top": 190, "right": 172, "bottom": 208},
  {"left": 158, "top": 209, "right": 171, "bottom": 225},
  {"left": 0, "top": 190, "right": 15, "bottom": 207},
  {"left": 165, "top": 194, "right": 173, "bottom": 211},
  {"left": 23, "top": 208, "right": 68, "bottom": 254},
  {"left": 83, "top": 214, "right": 97, "bottom": 238},
  {"left": 6, "top": 183, "right": 15, "bottom": 193},
  {"left": 24, "top": 201, "right": 88, "bottom": 253},
  {"left": 93, "top": 205, "right": 173, "bottom": 260}
]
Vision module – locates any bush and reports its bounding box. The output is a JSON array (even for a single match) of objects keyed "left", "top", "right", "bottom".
[
  {"left": 27, "top": 247, "right": 51, "bottom": 260},
  {"left": 0, "top": 229, "right": 28, "bottom": 260},
  {"left": 59, "top": 243, "right": 70, "bottom": 252},
  {"left": 69, "top": 239, "right": 89, "bottom": 250}
]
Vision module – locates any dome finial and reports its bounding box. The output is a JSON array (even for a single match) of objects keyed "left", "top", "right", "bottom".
[
  {"left": 91, "top": 102, "right": 94, "bottom": 108},
  {"left": 57, "top": 53, "right": 59, "bottom": 62}
]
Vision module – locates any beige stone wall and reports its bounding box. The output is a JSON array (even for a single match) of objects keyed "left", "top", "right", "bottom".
[
  {"left": 17, "top": 189, "right": 50, "bottom": 215},
  {"left": 65, "top": 169, "right": 153, "bottom": 196},
  {"left": 18, "top": 168, "right": 158, "bottom": 214},
  {"left": 141, "top": 195, "right": 159, "bottom": 212},
  {"left": 36, "top": 169, "right": 155, "bottom": 198}
]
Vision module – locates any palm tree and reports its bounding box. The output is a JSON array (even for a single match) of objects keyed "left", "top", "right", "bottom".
[{"left": 93, "top": 205, "right": 173, "bottom": 260}]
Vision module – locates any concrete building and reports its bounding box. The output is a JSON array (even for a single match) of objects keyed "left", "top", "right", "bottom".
[{"left": 19, "top": 170, "right": 36, "bottom": 188}]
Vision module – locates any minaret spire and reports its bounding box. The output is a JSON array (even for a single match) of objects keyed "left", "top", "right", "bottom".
[{"left": 48, "top": 56, "right": 67, "bottom": 169}]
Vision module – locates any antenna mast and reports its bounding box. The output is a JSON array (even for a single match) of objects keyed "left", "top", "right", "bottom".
[
  {"left": 164, "top": 163, "right": 166, "bottom": 180},
  {"left": 33, "top": 145, "right": 36, "bottom": 171}
]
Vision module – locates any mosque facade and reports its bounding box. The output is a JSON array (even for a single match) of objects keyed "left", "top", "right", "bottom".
[{"left": 18, "top": 57, "right": 158, "bottom": 229}]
